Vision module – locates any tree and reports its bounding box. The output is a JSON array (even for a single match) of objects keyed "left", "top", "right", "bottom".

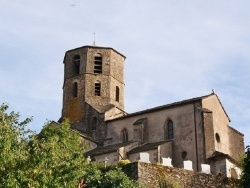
[
  {"left": 24, "top": 119, "right": 88, "bottom": 187},
  {"left": 240, "top": 145, "right": 250, "bottom": 188},
  {"left": 0, "top": 103, "right": 32, "bottom": 187},
  {"left": 0, "top": 103, "right": 141, "bottom": 188}
]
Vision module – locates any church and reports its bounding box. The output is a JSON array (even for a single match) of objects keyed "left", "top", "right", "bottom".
[{"left": 58, "top": 45, "right": 244, "bottom": 178}]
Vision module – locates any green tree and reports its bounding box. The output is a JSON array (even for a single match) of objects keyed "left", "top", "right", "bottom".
[
  {"left": 101, "top": 167, "right": 140, "bottom": 188},
  {"left": 24, "top": 119, "right": 88, "bottom": 187},
  {"left": 240, "top": 145, "right": 250, "bottom": 188},
  {"left": 0, "top": 103, "right": 32, "bottom": 187},
  {"left": 0, "top": 103, "right": 141, "bottom": 188}
]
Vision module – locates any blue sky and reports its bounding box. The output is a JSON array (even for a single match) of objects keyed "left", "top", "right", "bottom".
[{"left": 1, "top": 1, "right": 250, "bottom": 145}]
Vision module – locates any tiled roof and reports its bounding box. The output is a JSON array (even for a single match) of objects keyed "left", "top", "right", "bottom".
[
  {"left": 106, "top": 93, "right": 231, "bottom": 123},
  {"left": 127, "top": 140, "right": 172, "bottom": 154},
  {"left": 106, "top": 93, "right": 214, "bottom": 122},
  {"left": 207, "top": 151, "right": 237, "bottom": 164},
  {"left": 84, "top": 141, "right": 136, "bottom": 157}
]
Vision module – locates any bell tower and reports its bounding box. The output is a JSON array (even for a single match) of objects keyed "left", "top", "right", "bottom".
[{"left": 61, "top": 45, "right": 126, "bottom": 140}]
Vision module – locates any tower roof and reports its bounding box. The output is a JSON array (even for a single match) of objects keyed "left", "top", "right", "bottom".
[{"left": 65, "top": 45, "right": 126, "bottom": 59}]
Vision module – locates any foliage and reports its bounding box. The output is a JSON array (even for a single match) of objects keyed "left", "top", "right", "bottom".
[
  {"left": 0, "top": 103, "right": 33, "bottom": 187},
  {"left": 83, "top": 163, "right": 140, "bottom": 188},
  {"left": 240, "top": 145, "right": 250, "bottom": 188},
  {"left": 100, "top": 167, "right": 140, "bottom": 188},
  {"left": 0, "top": 103, "right": 141, "bottom": 188},
  {"left": 24, "top": 119, "right": 88, "bottom": 187},
  {"left": 120, "top": 161, "right": 136, "bottom": 179},
  {"left": 158, "top": 175, "right": 180, "bottom": 188},
  {"left": 118, "top": 159, "right": 131, "bottom": 167},
  {"left": 96, "top": 162, "right": 117, "bottom": 172}
]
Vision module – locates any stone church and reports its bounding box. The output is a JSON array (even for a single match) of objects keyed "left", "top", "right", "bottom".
[{"left": 59, "top": 45, "right": 244, "bottom": 178}]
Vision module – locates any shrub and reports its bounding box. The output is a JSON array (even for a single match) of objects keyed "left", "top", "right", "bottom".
[{"left": 118, "top": 159, "right": 131, "bottom": 167}]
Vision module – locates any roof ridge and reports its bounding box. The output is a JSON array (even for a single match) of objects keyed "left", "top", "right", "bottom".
[{"left": 107, "top": 93, "right": 215, "bottom": 122}]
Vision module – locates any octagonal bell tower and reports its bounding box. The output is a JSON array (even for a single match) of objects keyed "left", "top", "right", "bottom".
[{"left": 61, "top": 45, "right": 126, "bottom": 140}]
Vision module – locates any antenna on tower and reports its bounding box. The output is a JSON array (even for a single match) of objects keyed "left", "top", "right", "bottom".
[{"left": 93, "top": 33, "right": 96, "bottom": 46}]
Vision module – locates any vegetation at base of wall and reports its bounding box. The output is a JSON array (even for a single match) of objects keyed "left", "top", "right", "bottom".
[
  {"left": 0, "top": 103, "right": 141, "bottom": 188},
  {"left": 157, "top": 175, "right": 180, "bottom": 188},
  {"left": 121, "top": 162, "right": 138, "bottom": 179},
  {"left": 96, "top": 162, "right": 117, "bottom": 172},
  {"left": 240, "top": 144, "right": 250, "bottom": 188},
  {"left": 118, "top": 159, "right": 131, "bottom": 167}
]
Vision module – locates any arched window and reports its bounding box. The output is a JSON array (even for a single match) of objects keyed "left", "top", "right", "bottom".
[
  {"left": 92, "top": 117, "right": 97, "bottom": 131},
  {"left": 72, "top": 82, "right": 78, "bottom": 97},
  {"left": 167, "top": 120, "right": 174, "bottom": 139},
  {"left": 121, "top": 128, "right": 128, "bottom": 143},
  {"left": 73, "top": 55, "right": 80, "bottom": 75},
  {"left": 115, "top": 86, "right": 119, "bottom": 102},
  {"left": 94, "top": 53, "right": 102, "bottom": 73},
  {"left": 95, "top": 81, "right": 101, "bottom": 96}
]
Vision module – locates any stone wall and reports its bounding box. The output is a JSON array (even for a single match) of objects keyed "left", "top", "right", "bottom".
[
  {"left": 124, "top": 162, "right": 238, "bottom": 188},
  {"left": 228, "top": 126, "right": 244, "bottom": 160},
  {"left": 106, "top": 101, "right": 205, "bottom": 170},
  {"left": 61, "top": 46, "right": 125, "bottom": 140}
]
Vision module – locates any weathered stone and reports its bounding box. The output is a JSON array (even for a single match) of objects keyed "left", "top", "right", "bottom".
[
  {"left": 61, "top": 46, "right": 125, "bottom": 141},
  {"left": 124, "top": 162, "right": 239, "bottom": 188}
]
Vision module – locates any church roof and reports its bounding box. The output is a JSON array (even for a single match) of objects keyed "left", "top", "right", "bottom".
[
  {"left": 107, "top": 93, "right": 230, "bottom": 122},
  {"left": 84, "top": 141, "right": 137, "bottom": 157},
  {"left": 207, "top": 150, "right": 238, "bottom": 164},
  {"left": 127, "top": 140, "right": 172, "bottom": 154}
]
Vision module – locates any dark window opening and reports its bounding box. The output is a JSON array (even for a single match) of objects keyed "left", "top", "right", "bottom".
[
  {"left": 95, "top": 82, "right": 101, "bottom": 96},
  {"left": 92, "top": 117, "right": 97, "bottom": 131},
  {"left": 116, "top": 86, "right": 120, "bottom": 102},
  {"left": 215, "top": 133, "right": 220, "bottom": 142},
  {"left": 73, "top": 55, "right": 80, "bottom": 75},
  {"left": 94, "top": 54, "right": 102, "bottom": 73},
  {"left": 72, "top": 82, "right": 78, "bottom": 97},
  {"left": 122, "top": 128, "right": 128, "bottom": 143},
  {"left": 182, "top": 151, "right": 187, "bottom": 159},
  {"left": 167, "top": 120, "right": 174, "bottom": 139}
]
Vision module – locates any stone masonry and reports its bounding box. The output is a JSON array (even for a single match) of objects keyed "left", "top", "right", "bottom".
[
  {"left": 124, "top": 162, "right": 239, "bottom": 188},
  {"left": 61, "top": 46, "right": 126, "bottom": 141}
]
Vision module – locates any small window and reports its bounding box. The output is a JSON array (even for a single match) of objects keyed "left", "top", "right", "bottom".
[
  {"left": 167, "top": 120, "right": 174, "bottom": 139},
  {"left": 73, "top": 55, "right": 80, "bottom": 75},
  {"left": 94, "top": 53, "right": 102, "bottom": 73},
  {"left": 115, "top": 86, "right": 120, "bottom": 102},
  {"left": 95, "top": 81, "right": 101, "bottom": 96},
  {"left": 92, "top": 117, "right": 97, "bottom": 131},
  {"left": 121, "top": 128, "right": 128, "bottom": 143},
  {"left": 182, "top": 151, "right": 187, "bottom": 159},
  {"left": 72, "top": 82, "right": 78, "bottom": 97},
  {"left": 215, "top": 133, "right": 220, "bottom": 142}
]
